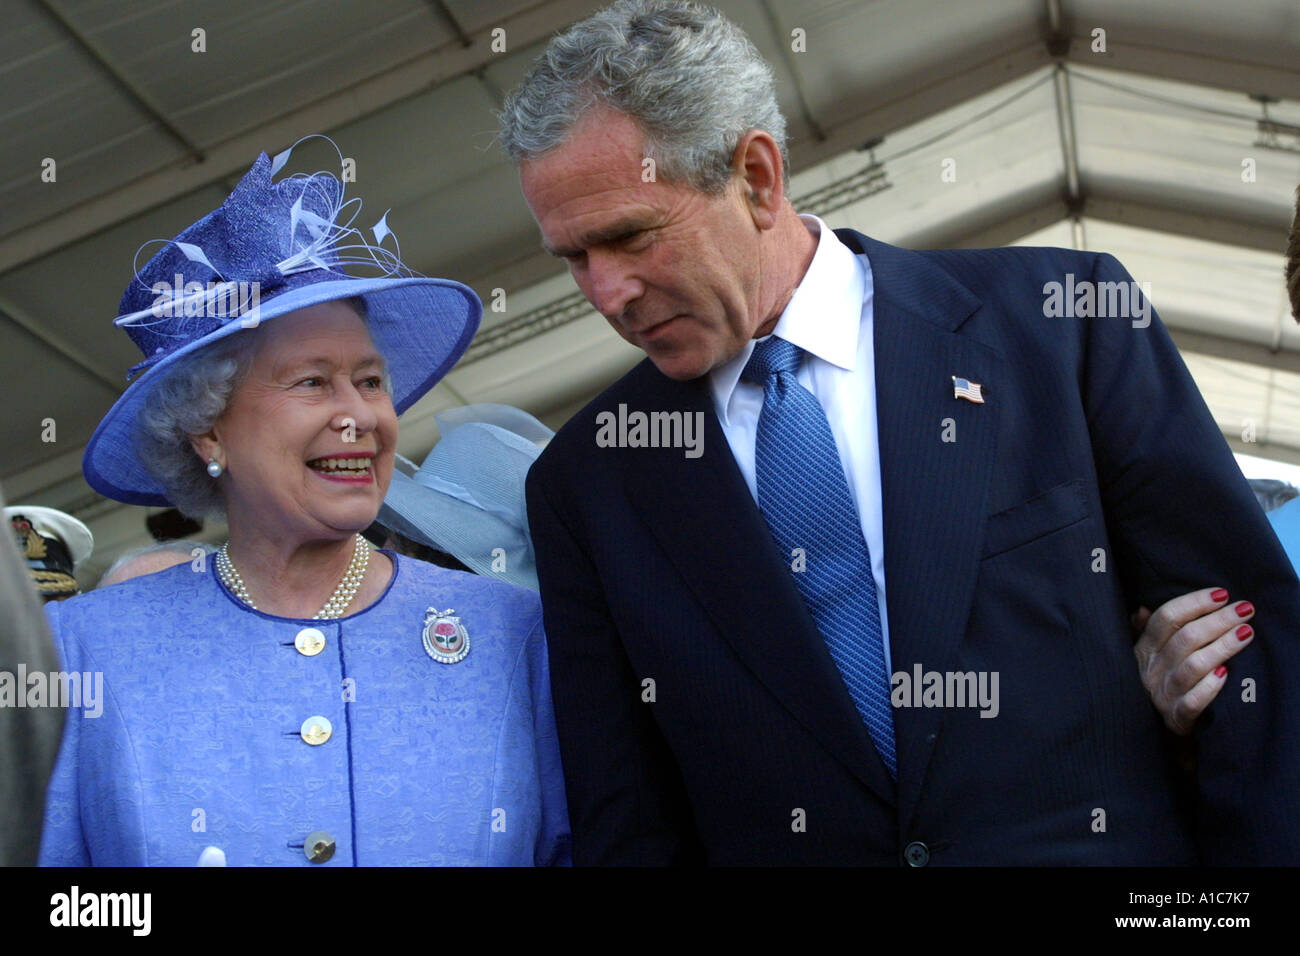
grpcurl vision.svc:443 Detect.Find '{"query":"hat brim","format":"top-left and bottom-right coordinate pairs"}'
top-left (4, 504), bottom-right (95, 565)
top-left (376, 421), bottom-right (543, 585)
top-left (378, 470), bottom-right (536, 589)
top-left (379, 469), bottom-right (514, 558)
top-left (83, 276), bottom-right (481, 507)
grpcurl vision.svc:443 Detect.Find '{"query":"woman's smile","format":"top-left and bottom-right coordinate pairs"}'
top-left (307, 452), bottom-right (375, 484)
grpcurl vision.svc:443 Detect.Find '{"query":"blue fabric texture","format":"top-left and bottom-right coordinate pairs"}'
top-left (1267, 496), bottom-right (1300, 576)
top-left (37, 553), bottom-right (570, 866)
top-left (742, 336), bottom-right (897, 778)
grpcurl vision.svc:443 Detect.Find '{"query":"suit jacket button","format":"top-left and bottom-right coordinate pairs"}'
top-left (304, 831), bottom-right (335, 863)
top-left (904, 841), bottom-right (930, 867)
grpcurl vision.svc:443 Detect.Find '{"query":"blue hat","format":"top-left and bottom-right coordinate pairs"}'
top-left (83, 137), bottom-right (482, 506)
top-left (379, 404), bottom-right (552, 591)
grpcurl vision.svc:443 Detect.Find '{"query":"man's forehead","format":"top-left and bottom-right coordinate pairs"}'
top-left (518, 109), bottom-right (713, 255)
top-left (519, 109), bottom-right (649, 196)
top-left (524, 156), bottom-right (666, 248)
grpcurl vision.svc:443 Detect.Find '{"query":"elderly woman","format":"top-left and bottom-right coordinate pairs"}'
top-left (38, 142), bottom-right (569, 866)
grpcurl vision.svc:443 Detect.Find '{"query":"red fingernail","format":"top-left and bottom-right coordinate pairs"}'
top-left (1215, 665), bottom-right (1228, 678)
top-left (1236, 625), bottom-right (1253, 641)
top-left (1210, 588), bottom-right (1229, 603)
top-left (1235, 601), bottom-right (1254, 617)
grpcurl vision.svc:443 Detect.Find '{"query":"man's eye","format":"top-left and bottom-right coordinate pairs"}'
top-left (619, 230), bottom-right (653, 251)
top-left (361, 376), bottom-right (384, 389)
top-left (298, 377), bottom-right (324, 387)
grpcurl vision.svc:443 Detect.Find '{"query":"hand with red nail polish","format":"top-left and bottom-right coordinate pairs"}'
top-left (1131, 587), bottom-right (1256, 735)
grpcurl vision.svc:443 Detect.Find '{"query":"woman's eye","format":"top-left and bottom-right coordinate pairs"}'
top-left (298, 377), bottom-right (324, 387)
top-left (362, 376), bottom-right (384, 389)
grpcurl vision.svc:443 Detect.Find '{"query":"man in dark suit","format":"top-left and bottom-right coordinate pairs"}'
top-left (501, 0), bottom-right (1300, 864)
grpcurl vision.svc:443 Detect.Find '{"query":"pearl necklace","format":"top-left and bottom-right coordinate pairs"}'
top-left (216, 534), bottom-right (371, 619)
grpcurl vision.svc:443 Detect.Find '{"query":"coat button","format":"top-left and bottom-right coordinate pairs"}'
top-left (904, 841), bottom-right (930, 867)
top-left (300, 716), bottom-right (332, 745)
top-left (304, 831), bottom-right (335, 863)
top-left (294, 627), bottom-right (326, 656)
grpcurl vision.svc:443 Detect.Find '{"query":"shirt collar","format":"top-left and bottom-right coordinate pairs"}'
top-left (709, 214), bottom-right (864, 426)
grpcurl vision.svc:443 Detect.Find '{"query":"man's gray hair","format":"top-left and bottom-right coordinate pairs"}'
top-left (499, 0), bottom-right (788, 194)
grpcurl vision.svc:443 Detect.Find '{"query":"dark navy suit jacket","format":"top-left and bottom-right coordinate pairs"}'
top-left (525, 230), bottom-right (1300, 865)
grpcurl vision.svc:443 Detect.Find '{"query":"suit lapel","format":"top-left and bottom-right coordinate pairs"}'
top-left (620, 231), bottom-right (1004, 825)
top-left (844, 232), bottom-right (1004, 834)
top-left (619, 365), bottom-right (897, 804)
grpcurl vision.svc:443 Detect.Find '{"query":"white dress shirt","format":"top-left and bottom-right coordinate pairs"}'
top-left (709, 214), bottom-right (891, 671)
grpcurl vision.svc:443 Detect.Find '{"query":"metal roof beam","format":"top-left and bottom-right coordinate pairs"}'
top-left (759, 0), bottom-right (827, 143)
top-left (1067, 38), bottom-right (1300, 103)
top-left (0, 293), bottom-right (123, 394)
top-left (34, 0), bottom-right (204, 164)
top-left (1086, 195), bottom-right (1289, 254)
top-left (786, 42), bottom-right (1053, 174)
top-left (0, 0), bottom-right (598, 277)
top-left (1167, 323), bottom-right (1300, 374)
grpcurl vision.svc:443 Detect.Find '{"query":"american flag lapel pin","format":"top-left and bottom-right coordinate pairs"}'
top-left (952, 376), bottom-right (985, 404)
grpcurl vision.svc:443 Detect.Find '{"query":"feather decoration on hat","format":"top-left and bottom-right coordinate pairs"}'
top-left (114, 135), bottom-right (408, 336)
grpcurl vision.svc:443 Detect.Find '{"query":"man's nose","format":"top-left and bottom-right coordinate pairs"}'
top-left (584, 251), bottom-right (641, 320)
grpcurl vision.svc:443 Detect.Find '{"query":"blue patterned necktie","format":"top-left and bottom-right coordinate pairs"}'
top-left (742, 336), bottom-right (897, 779)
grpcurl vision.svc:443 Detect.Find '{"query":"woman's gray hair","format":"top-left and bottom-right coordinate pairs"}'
top-left (499, 0), bottom-right (788, 194)
top-left (135, 333), bottom-right (259, 519)
top-left (135, 296), bottom-right (377, 519)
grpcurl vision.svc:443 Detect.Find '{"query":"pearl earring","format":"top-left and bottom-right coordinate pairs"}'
top-left (206, 459), bottom-right (223, 478)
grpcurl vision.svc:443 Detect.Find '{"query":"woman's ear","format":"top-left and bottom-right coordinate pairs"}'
top-left (189, 431), bottom-right (220, 470)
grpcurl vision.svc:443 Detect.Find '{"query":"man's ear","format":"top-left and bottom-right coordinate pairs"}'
top-left (732, 129), bottom-right (786, 230)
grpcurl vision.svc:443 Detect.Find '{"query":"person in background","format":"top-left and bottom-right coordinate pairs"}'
top-left (1261, 196), bottom-right (1300, 571)
top-left (97, 540), bottom-right (218, 589)
top-left (1134, 184), bottom-right (1300, 731)
top-left (377, 404), bottom-right (553, 591)
top-left (364, 520), bottom-right (473, 574)
top-left (1246, 478), bottom-right (1298, 514)
top-left (1265, 487), bottom-right (1300, 573)
top-left (5, 506), bottom-right (93, 602)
